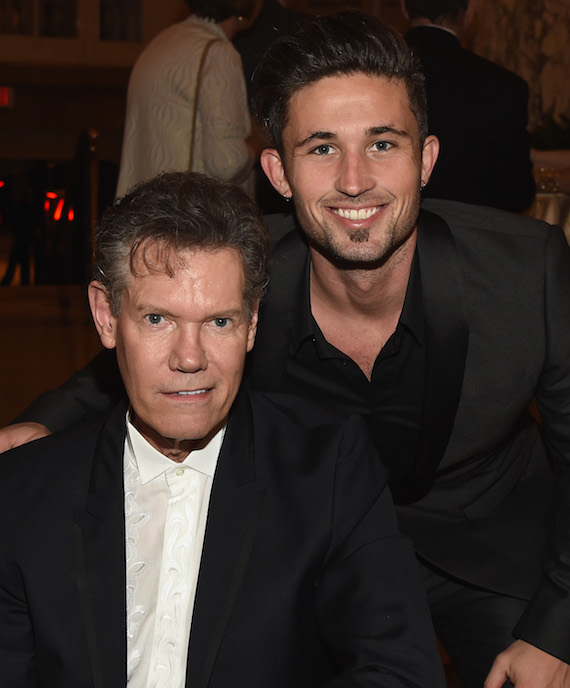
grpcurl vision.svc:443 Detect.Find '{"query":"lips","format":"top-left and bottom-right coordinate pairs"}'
top-left (330, 206), bottom-right (382, 220)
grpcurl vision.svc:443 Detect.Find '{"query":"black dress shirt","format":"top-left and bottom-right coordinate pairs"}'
top-left (282, 252), bottom-right (426, 502)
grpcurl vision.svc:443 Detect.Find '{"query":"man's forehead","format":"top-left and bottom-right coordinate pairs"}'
top-left (284, 73), bottom-right (417, 141)
top-left (291, 72), bottom-right (408, 103)
top-left (128, 243), bottom-right (242, 276)
top-left (119, 245), bottom-right (247, 312)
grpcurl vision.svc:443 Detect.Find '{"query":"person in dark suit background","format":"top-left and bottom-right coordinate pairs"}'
top-left (0, 172), bottom-right (444, 687)
top-left (234, 0), bottom-right (310, 215)
top-left (402, 0), bottom-right (536, 212)
top-left (234, 0), bottom-right (308, 97)
top-left (2, 12), bottom-right (570, 688)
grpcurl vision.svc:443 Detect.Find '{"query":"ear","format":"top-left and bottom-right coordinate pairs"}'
top-left (246, 302), bottom-right (259, 353)
top-left (88, 280), bottom-right (118, 350)
top-left (420, 135), bottom-right (440, 187)
top-left (260, 148), bottom-right (293, 199)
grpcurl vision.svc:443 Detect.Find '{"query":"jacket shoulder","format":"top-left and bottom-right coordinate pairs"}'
top-left (0, 404), bottom-right (125, 515)
top-left (421, 198), bottom-right (555, 240)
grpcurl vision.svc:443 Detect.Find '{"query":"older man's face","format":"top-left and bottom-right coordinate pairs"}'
top-left (89, 247), bottom-right (257, 460)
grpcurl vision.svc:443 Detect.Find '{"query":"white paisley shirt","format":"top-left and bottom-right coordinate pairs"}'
top-left (116, 15), bottom-right (254, 199)
top-left (124, 415), bottom-right (222, 687)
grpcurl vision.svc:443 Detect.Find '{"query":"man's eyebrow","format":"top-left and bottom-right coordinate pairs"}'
top-left (294, 131), bottom-right (336, 149)
top-left (134, 303), bottom-right (245, 320)
top-left (133, 302), bottom-right (170, 315)
top-left (367, 125), bottom-right (410, 138)
top-left (294, 126), bottom-right (411, 149)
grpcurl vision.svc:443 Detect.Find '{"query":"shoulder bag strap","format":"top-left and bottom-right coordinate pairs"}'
top-left (189, 37), bottom-right (220, 171)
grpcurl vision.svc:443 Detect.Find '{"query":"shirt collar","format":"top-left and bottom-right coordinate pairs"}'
top-left (291, 248), bottom-right (424, 353)
top-left (126, 412), bottom-right (223, 485)
top-left (414, 23), bottom-right (459, 39)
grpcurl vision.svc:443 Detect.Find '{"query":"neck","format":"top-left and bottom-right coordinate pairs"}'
top-left (309, 230), bottom-right (416, 320)
top-left (132, 412), bottom-right (222, 463)
top-left (308, 233), bottom-right (416, 380)
top-left (217, 17), bottom-right (237, 39)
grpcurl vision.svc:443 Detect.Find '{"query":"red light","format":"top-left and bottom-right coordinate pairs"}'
top-left (53, 198), bottom-right (64, 221)
top-left (67, 207), bottom-right (75, 221)
top-left (44, 200), bottom-right (50, 212)
top-left (0, 87), bottom-right (13, 107)
top-left (0, 181), bottom-right (4, 188)
top-left (46, 191), bottom-right (57, 199)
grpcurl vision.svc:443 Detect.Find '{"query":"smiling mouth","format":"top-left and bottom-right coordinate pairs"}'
top-left (330, 206), bottom-right (382, 220)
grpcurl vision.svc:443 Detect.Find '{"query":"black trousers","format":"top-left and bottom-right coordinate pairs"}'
top-left (419, 559), bottom-right (527, 688)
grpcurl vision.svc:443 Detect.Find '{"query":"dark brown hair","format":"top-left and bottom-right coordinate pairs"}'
top-left (252, 11), bottom-right (428, 155)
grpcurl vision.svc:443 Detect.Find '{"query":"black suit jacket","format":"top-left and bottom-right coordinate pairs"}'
top-left (406, 26), bottom-right (535, 212)
top-left (249, 202), bottom-right (570, 663)
top-left (0, 390), bottom-right (443, 687)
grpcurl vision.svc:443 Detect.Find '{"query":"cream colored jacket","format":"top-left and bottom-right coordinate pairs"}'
top-left (116, 16), bottom-right (254, 199)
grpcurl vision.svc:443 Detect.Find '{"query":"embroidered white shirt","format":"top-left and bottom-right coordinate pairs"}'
top-left (124, 416), bottom-right (222, 687)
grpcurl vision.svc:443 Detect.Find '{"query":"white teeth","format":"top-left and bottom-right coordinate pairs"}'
top-left (333, 206), bottom-right (380, 220)
top-left (176, 390), bottom-right (206, 396)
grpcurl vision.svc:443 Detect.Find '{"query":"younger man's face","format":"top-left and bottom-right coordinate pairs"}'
top-left (89, 247), bottom-right (258, 460)
top-left (261, 73), bottom-right (439, 267)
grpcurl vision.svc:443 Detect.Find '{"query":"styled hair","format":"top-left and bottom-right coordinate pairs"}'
top-left (185, 0), bottom-right (258, 23)
top-left (403, 0), bottom-right (469, 22)
top-left (252, 11), bottom-right (428, 154)
top-left (94, 172), bottom-right (268, 318)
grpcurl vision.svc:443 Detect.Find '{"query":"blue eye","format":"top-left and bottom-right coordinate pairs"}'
top-left (214, 318), bottom-right (229, 327)
top-left (372, 141), bottom-right (392, 151)
top-left (312, 144), bottom-right (333, 155)
top-left (146, 314), bottom-right (163, 325)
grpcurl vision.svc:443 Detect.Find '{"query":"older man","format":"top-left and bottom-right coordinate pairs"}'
top-left (0, 172), bottom-right (442, 687)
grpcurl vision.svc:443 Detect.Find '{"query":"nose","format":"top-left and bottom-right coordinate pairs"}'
top-left (336, 150), bottom-right (374, 197)
top-left (168, 326), bottom-right (207, 373)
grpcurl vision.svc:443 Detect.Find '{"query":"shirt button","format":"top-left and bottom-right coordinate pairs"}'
top-left (176, 468), bottom-right (185, 476)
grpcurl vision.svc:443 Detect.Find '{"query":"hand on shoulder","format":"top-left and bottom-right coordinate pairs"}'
top-left (0, 422), bottom-right (51, 453)
top-left (485, 639), bottom-right (570, 688)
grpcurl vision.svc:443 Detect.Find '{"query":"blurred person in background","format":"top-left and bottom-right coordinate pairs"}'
top-left (116, 0), bottom-right (262, 199)
top-left (403, 0), bottom-right (535, 212)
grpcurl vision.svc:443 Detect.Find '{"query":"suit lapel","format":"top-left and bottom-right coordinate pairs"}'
top-left (415, 208), bottom-right (469, 492)
top-left (73, 403), bottom-right (128, 688)
top-left (186, 391), bottom-right (264, 688)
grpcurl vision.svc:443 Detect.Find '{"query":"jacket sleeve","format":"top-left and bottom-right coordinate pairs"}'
top-left (514, 227), bottom-right (570, 662)
top-left (316, 415), bottom-right (445, 688)
top-left (13, 348), bottom-right (124, 433)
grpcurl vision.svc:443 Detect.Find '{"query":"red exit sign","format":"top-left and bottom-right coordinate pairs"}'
top-left (0, 87), bottom-right (14, 107)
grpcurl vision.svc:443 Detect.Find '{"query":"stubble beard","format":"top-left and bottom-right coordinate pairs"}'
top-left (296, 195), bottom-right (420, 270)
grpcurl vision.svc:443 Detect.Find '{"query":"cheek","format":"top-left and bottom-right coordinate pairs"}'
top-left (117, 338), bottom-right (162, 391)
